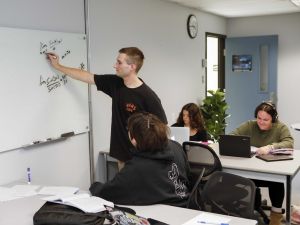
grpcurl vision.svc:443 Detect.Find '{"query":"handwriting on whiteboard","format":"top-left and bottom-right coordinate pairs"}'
top-left (40, 74), bottom-right (67, 92)
top-left (39, 37), bottom-right (86, 93)
top-left (40, 38), bottom-right (62, 55)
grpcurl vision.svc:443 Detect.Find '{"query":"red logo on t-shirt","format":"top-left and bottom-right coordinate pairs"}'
top-left (126, 103), bottom-right (137, 112)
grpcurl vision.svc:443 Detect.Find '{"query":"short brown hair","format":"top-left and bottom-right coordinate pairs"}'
top-left (128, 112), bottom-right (168, 152)
top-left (119, 47), bottom-right (144, 73)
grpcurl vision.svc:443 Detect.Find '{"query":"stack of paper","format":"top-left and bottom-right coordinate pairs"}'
top-left (270, 148), bottom-right (294, 155)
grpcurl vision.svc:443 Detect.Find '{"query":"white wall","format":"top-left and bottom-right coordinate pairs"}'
top-left (0, 0), bottom-right (227, 187)
top-left (227, 12), bottom-right (300, 204)
top-left (0, 0), bottom-right (91, 190)
top-left (87, 0), bottom-right (226, 181)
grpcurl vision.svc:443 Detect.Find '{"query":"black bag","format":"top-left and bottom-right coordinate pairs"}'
top-left (33, 202), bottom-right (109, 225)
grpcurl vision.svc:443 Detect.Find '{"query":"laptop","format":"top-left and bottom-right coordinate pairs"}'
top-left (219, 134), bottom-right (255, 158)
top-left (169, 127), bottom-right (190, 145)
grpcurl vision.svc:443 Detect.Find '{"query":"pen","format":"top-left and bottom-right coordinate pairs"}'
top-left (197, 221), bottom-right (229, 225)
top-left (27, 167), bottom-right (31, 184)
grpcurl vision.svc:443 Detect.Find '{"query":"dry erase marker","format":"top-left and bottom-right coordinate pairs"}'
top-left (46, 53), bottom-right (57, 59)
top-left (27, 167), bottom-right (31, 184)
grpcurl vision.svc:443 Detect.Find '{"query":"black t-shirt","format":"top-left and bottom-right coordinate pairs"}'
top-left (94, 74), bottom-right (167, 161)
top-left (189, 130), bottom-right (208, 142)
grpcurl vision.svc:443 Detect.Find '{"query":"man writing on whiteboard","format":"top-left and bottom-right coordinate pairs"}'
top-left (46, 47), bottom-right (167, 170)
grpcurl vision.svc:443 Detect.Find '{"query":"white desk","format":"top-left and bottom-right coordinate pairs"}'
top-left (210, 143), bottom-right (300, 225)
top-left (129, 204), bottom-right (257, 225)
top-left (0, 195), bottom-right (257, 225)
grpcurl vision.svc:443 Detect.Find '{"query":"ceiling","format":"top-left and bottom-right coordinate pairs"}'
top-left (163, 0), bottom-right (300, 18)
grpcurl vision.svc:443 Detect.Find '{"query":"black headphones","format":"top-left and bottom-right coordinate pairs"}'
top-left (254, 102), bottom-right (278, 123)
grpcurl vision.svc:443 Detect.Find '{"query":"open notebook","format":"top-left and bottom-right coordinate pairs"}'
top-left (43, 193), bottom-right (114, 213)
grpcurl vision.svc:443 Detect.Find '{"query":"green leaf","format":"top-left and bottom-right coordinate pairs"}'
top-left (200, 89), bottom-right (230, 141)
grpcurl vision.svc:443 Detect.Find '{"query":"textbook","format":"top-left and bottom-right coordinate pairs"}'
top-left (43, 193), bottom-right (114, 213)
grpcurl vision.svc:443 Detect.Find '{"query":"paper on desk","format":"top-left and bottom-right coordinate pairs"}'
top-left (182, 212), bottom-right (231, 225)
top-left (38, 186), bottom-right (79, 196)
top-left (43, 193), bottom-right (91, 202)
top-left (42, 193), bottom-right (114, 213)
top-left (0, 187), bottom-right (22, 202)
top-left (11, 184), bottom-right (40, 197)
top-left (0, 185), bottom-right (40, 201)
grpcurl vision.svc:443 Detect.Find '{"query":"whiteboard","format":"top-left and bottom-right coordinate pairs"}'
top-left (0, 27), bottom-right (89, 152)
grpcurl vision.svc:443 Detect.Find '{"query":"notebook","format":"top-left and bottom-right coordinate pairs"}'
top-left (169, 127), bottom-right (190, 145)
top-left (256, 154), bottom-right (294, 162)
top-left (219, 134), bottom-right (255, 158)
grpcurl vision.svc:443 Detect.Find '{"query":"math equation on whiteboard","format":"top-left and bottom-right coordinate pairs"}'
top-left (39, 36), bottom-right (86, 93)
top-left (39, 74), bottom-right (68, 93)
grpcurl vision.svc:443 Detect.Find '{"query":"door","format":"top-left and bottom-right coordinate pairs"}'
top-left (225, 35), bottom-right (278, 132)
top-left (206, 32), bottom-right (226, 94)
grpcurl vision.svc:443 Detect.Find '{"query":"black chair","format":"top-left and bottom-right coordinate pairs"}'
top-left (182, 141), bottom-right (222, 209)
top-left (202, 171), bottom-right (257, 219)
top-left (182, 141), bottom-right (222, 186)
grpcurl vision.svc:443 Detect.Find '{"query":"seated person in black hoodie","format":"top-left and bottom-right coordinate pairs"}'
top-left (90, 112), bottom-right (191, 207)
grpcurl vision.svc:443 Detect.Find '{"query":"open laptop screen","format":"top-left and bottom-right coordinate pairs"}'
top-left (219, 134), bottom-right (254, 158)
top-left (169, 127), bottom-right (190, 145)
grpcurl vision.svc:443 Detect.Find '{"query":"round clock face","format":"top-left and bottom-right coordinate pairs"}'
top-left (187, 14), bottom-right (198, 39)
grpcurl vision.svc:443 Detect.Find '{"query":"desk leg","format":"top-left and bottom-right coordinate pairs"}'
top-left (286, 175), bottom-right (291, 224)
top-left (103, 153), bottom-right (108, 182)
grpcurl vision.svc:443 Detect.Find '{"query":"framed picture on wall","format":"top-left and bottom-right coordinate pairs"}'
top-left (232, 55), bottom-right (252, 72)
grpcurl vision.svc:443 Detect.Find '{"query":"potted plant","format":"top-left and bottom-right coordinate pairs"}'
top-left (200, 89), bottom-right (230, 142)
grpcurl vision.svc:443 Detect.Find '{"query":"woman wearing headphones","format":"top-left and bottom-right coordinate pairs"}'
top-left (230, 101), bottom-right (294, 225)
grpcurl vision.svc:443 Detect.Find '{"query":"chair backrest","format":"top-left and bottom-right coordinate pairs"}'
top-left (182, 141), bottom-right (222, 181)
top-left (183, 141), bottom-right (222, 210)
top-left (202, 171), bottom-right (256, 219)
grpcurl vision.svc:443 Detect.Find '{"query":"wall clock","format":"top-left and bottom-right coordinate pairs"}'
top-left (187, 14), bottom-right (198, 39)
